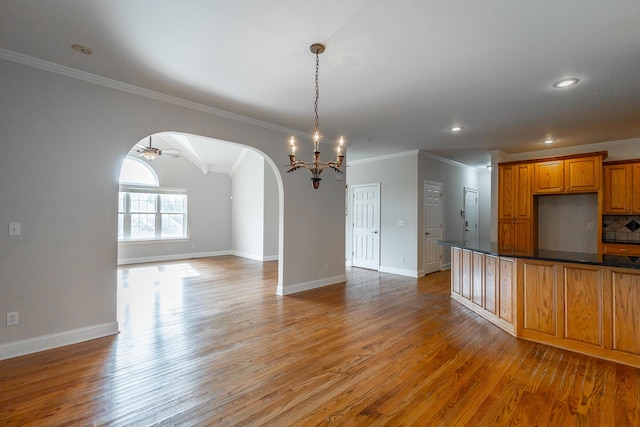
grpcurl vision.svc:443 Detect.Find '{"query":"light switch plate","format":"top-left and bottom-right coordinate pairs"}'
top-left (8, 222), bottom-right (20, 236)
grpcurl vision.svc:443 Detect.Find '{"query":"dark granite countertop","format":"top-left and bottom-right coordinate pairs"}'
top-left (602, 240), bottom-right (640, 245)
top-left (437, 240), bottom-right (640, 270)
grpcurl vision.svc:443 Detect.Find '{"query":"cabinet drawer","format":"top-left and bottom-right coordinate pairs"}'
top-left (603, 243), bottom-right (640, 256)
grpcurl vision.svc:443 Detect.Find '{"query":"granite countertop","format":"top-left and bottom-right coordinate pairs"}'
top-left (437, 240), bottom-right (640, 270)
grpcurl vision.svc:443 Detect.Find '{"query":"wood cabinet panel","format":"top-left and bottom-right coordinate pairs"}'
top-left (611, 271), bottom-right (640, 356)
top-left (461, 249), bottom-right (472, 299)
top-left (522, 262), bottom-right (557, 336)
top-left (485, 255), bottom-right (498, 314)
top-left (451, 247), bottom-right (461, 295)
top-left (499, 257), bottom-right (516, 323)
top-left (534, 160), bottom-right (564, 193)
top-left (634, 164), bottom-right (640, 213)
top-left (565, 156), bottom-right (601, 192)
top-left (604, 163), bottom-right (633, 213)
top-left (563, 266), bottom-right (604, 346)
top-left (472, 252), bottom-right (484, 306)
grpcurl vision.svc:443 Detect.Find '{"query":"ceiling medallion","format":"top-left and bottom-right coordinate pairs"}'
top-left (287, 43), bottom-right (345, 189)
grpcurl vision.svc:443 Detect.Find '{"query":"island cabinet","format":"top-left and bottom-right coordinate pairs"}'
top-left (603, 160), bottom-right (640, 214)
top-left (533, 154), bottom-right (603, 194)
top-left (517, 258), bottom-right (640, 367)
top-left (450, 247), bottom-right (517, 335)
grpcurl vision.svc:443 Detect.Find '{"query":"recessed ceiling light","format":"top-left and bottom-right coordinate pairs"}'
top-left (552, 78), bottom-right (579, 88)
top-left (450, 126), bottom-right (463, 132)
top-left (544, 138), bottom-right (555, 144)
top-left (71, 44), bottom-right (93, 55)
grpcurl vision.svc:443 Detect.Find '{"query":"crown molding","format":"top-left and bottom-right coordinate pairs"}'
top-left (418, 150), bottom-right (479, 171)
top-left (347, 150), bottom-right (420, 166)
top-left (0, 48), bottom-right (304, 138)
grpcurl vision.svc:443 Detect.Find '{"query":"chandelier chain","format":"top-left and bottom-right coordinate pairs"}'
top-left (314, 52), bottom-right (320, 136)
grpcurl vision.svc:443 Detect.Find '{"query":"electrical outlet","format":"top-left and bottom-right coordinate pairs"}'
top-left (400, 256), bottom-right (406, 263)
top-left (7, 311), bottom-right (18, 326)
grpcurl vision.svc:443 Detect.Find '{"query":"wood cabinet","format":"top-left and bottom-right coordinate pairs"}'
top-left (498, 163), bottom-right (534, 252)
top-left (603, 161), bottom-right (640, 214)
top-left (534, 155), bottom-right (602, 194)
top-left (603, 243), bottom-right (640, 256)
top-left (499, 163), bottom-right (533, 220)
top-left (498, 219), bottom-right (533, 253)
top-left (450, 247), bottom-right (517, 335)
top-left (604, 163), bottom-right (633, 213)
top-left (515, 258), bottom-right (640, 367)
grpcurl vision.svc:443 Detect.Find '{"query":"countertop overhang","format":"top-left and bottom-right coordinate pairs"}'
top-left (438, 240), bottom-right (640, 270)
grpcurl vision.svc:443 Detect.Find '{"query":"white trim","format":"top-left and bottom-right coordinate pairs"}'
top-left (441, 262), bottom-right (451, 270)
top-left (230, 250), bottom-right (278, 262)
top-left (277, 275), bottom-right (347, 296)
top-left (230, 148), bottom-right (249, 177)
top-left (379, 265), bottom-right (420, 278)
top-left (117, 250), bottom-right (231, 265)
top-left (347, 150), bottom-right (419, 166)
top-left (0, 322), bottom-right (119, 361)
top-left (419, 150), bottom-right (479, 171)
top-left (0, 48), bottom-right (309, 139)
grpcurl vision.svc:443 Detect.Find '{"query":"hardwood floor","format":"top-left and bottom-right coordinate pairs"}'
top-left (1, 256), bottom-right (639, 426)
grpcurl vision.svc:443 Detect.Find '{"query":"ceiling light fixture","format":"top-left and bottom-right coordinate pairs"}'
top-left (552, 78), bottom-right (579, 88)
top-left (450, 126), bottom-right (463, 132)
top-left (544, 138), bottom-right (555, 144)
top-left (71, 44), bottom-right (93, 55)
top-left (287, 43), bottom-right (344, 189)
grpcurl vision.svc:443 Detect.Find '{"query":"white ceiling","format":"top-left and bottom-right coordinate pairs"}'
top-left (2, 0), bottom-right (640, 168)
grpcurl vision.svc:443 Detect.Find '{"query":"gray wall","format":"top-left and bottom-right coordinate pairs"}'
top-left (0, 55), bottom-right (344, 359)
top-left (347, 150), bottom-right (487, 276)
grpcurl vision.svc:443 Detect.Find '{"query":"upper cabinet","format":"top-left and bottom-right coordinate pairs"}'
top-left (533, 154), bottom-right (603, 194)
top-left (499, 163), bottom-right (533, 220)
top-left (603, 160), bottom-right (640, 214)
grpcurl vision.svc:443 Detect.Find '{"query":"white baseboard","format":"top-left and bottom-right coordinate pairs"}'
top-left (231, 251), bottom-right (279, 262)
top-left (0, 322), bottom-right (119, 361)
top-left (378, 265), bottom-right (420, 278)
top-left (441, 262), bottom-right (451, 270)
top-left (277, 274), bottom-right (347, 296)
top-left (117, 250), bottom-right (231, 265)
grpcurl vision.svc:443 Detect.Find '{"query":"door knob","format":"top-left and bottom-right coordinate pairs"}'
top-left (425, 232), bottom-right (431, 235)
top-left (372, 231), bottom-right (378, 234)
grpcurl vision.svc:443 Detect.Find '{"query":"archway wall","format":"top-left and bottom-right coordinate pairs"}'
top-left (0, 57), bottom-right (346, 358)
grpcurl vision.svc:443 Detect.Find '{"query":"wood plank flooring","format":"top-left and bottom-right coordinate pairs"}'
top-left (0, 256), bottom-right (639, 426)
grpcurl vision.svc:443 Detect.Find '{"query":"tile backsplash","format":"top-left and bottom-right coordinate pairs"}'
top-left (603, 215), bottom-right (640, 242)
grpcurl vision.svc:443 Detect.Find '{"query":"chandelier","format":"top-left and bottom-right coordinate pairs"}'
top-left (287, 43), bottom-right (345, 189)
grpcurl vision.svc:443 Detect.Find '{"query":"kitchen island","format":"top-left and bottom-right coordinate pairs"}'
top-left (439, 240), bottom-right (640, 368)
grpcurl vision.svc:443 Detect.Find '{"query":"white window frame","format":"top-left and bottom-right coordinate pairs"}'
top-left (118, 185), bottom-right (188, 242)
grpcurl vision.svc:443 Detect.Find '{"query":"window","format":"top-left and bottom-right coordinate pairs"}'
top-left (118, 157), bottom-right (187, 242)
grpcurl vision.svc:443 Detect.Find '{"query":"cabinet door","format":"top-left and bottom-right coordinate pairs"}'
top-left (534, 160), bottom-right (564, 193)
top-left (514, 220), bottom-right (532, 251)
top-left (514, 163), bottom-right (533, 219)
top-left (565, 156), bottom-right (601, 192)
top-left (633, 164), bottom-right (640, 213)
top-left (611, 271), bottom-right (640, 356)
top-left (498, 220), bottom-right (515, 250)
top-left (604, 164), bottom-right (632, 213)
top-left (520, 261), bottom-right (559, 338)
top-left (499, 165), bottom-right (515, 219)
top-left (451, 247), bottom-right (462, 295)
top-left (562, 265), bottom-right (605, 347)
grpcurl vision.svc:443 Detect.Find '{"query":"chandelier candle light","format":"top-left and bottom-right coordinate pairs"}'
top-left (287, 43), bottom-right (345, 189)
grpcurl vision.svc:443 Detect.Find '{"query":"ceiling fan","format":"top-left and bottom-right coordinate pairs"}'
top-left (134, 136), bottom-right (180, 160)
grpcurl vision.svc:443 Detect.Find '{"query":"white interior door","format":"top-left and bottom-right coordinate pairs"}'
top-left (464, 187), bottom-right (478, 243)
top-left (423, 181), bottom-right (443, 275)
top-left (352, 184), bottom-right (380, 270)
